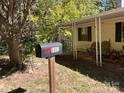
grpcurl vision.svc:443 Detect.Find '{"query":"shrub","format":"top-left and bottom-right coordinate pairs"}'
top-left (89, 42), bottom-right (99, 55)
top-left (109, 49), bottom-right (119, 60)
top-left (101, 41), bottom-right (111, 57)
top-left (89, 41), bottom-right (111, 57)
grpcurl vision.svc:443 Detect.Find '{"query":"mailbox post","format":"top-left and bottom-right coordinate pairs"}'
top-left (48, 57), bottom-right (55, 93)
top-left (35, 42), bottom-right (62, 93)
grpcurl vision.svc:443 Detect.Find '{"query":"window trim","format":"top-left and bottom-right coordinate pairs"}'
top-left (121, 22), bottom-right (124, 42)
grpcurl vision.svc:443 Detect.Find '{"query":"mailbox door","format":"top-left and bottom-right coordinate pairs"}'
top-left (36, 44), bottom-right (41, 58)
top-left (41, 47), bottom-right (51, 57)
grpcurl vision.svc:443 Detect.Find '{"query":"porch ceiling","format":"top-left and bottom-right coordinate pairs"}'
top-left (62, 7), bottom-right (124, 26)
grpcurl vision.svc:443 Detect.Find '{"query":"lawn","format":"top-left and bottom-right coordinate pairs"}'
top-left (0, 56), bottom-right (123, 93)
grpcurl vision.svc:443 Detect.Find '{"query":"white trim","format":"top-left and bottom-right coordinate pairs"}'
top-left (95, 17), bottom-right (98, 66)
top-left (102, 16), bottom-right (124, 23)
top-left (74, 22), bottom-right (78, 60)
top-left (72, 22), bottom-right (77, 60)
top-left (121, 22), bottom-right (124, 42)
top-left (77, 22), bottom-right (95, 27)
top-left (72, 23), bottom-right (75, 59)
top-left (74, 16), bottom-right (124, 27)
top-left (99, 17), bottom-right (102, 67)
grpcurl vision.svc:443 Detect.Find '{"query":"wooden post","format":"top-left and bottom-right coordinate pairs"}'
top-left (48, 57), bottom-right (55, 93)
top-left (95, 17), bottom-right (99, 66)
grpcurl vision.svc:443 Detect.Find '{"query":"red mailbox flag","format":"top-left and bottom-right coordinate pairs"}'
top-left (42, 47), bottom-right (51, 52)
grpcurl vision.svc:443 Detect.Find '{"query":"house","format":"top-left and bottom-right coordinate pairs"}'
top-left (61, 7), bottom-right (124, 66)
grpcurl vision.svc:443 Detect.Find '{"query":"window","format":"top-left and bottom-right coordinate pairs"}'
top-left (115, 22), bottom-right (124, 42)
top-left (78, 26), bottom-right (92, 41)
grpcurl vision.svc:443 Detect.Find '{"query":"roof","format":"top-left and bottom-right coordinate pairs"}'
top-left (62, 7), bottom-right (124, 27)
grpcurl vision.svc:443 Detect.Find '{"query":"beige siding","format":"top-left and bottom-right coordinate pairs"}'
top-left (76, 23), bottom-right (95, 51)
top-left (76, 17), bottom-right (124, 51)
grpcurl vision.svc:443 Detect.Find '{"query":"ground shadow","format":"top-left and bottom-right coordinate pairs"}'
top-left (7, 87), bottom-right (26, 93)
top-left (0, 59), bottom-right (27, 79)
top-left (56, 55), bottom-right (124, 92)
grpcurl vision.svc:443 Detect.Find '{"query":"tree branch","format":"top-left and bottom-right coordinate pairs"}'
top-left (0, 13), bottom-right (12, 27)
top-left (0, 0), bottom-right (8, 8)
top-left (8, 0), bottom-right (14, 23)
top-left (0, 28), bottom-right (7, 40)
top-left (20, 0), bottom-right (33, 30)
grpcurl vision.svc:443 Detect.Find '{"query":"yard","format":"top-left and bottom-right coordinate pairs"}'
top-left (0, 55), bottom-right (124, 93)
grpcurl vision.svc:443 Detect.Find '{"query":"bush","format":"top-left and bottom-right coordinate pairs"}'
top-left (101, 41), bottom-right (111, 56)
top-left (109, 49), bottom-right (119, 60)
top-left (89, 41), bottom-right (111, 57)
top-left (21, 35), bottom-right (37, 61)
top-left (89, 42), bottom-right (99, 55)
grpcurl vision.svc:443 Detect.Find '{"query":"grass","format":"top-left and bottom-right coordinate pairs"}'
top-left (0, 56), bottom-right (123, 93)
top-left (76, 84), bottom-right (90, 93)
top-left (56, 56), bottom-right (124, 92)
top-left (24, 77), bottom-right (48, 89)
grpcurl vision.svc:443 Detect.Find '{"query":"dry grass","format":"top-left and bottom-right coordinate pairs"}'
top-left (0, 56), bottom-right (123, 93)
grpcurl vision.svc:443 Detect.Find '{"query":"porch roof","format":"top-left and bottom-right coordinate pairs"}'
top-left (62, 7), bottom-right (124, 27)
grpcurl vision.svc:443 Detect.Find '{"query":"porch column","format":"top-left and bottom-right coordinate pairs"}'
top-left (98, 17), bottom-right (102, 67)
top-left (72, 22), bottom-right (77, 60)
top-left (74, 22), bottom-right (77, 60)
top-left (95, 17), bottom-right (98, 66)
top-left (72, 23), bottom-right (75, 59)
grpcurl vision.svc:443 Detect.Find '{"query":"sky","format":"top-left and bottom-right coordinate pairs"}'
top-left (102, 0), bottom-right (107, 3)
top-left (102, 0), bottom-right (124, 7)
top-left (122, 0), bottom-right (124, 7)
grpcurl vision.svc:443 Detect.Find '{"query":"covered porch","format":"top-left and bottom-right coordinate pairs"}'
top-left (59, 7), bottom-right (124, 67)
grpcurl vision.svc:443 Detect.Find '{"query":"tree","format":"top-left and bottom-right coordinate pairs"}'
top-left (104, 0), bottom-right (118, 10)
top-left (0, 0), bottom-right (35, 65)
top-left (32, 0), bottom-right (102, 42)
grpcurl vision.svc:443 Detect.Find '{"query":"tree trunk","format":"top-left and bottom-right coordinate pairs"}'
top-left (7, 39), bottom-right (21, 64)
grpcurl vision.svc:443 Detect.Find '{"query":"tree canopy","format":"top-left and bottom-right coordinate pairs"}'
top-left (103, 0), bottom-right (119, 10)
top-left (0, 0), bottom-right (35, 64)
top-left (31, 0), bottom-right (102, 42)
top-left (0, 0), bottom-right (102, 64)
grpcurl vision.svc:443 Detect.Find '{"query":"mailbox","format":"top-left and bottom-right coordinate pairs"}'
top-left (35, 42), bottom-right (62, 58)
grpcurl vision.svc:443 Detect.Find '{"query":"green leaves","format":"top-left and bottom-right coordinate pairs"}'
top-left (103, 0), bottom-right (118, 10)
top-left (31, 0), bottom-right (102, 42)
